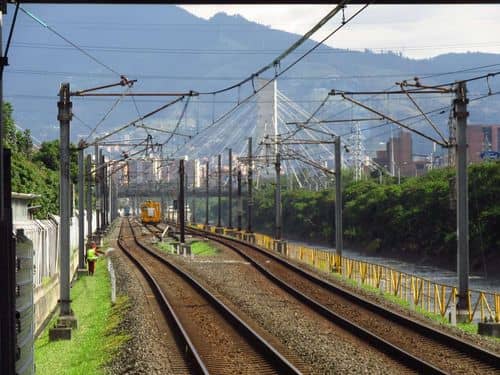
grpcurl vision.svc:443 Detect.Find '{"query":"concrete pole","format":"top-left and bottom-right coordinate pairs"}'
top-left (58, 83), bottom-right (72, 316)
top-left (205, 161), bottom-right (209, 226)
top-left (179, 159), bottom-right (185, 243)
top-left (228, 148), bottom-right (233, 228)
top-left (185, 171), bottom-right (188, 222)
top-left (100, 152), bottom-right (105, 232)
top-left (94, 144), bottom-right (100, 234)
top-left (455, 81), bottom-right (470, 318)
top-left (335, 136), bottom-right (343, 259)
top-left (247, 137), bottom-right (253, 233)
top-left (192, 165), bottom-right (196, 223)
top-left (275, 153), bottom-right (282, 240)
top-left (85, 154), bottom-right (92, 243)
top-left (237, 168), bottom-right (242, 231)
top-left (217, 154), bottom-right (222, 227)
top-left (77, 145), bottom-right (85, 270)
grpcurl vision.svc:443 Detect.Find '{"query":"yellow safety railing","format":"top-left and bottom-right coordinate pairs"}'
top-left (189, 224), bottom-right (499, 323)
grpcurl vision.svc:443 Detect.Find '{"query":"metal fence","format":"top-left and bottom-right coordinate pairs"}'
top-left (195, 226), bottom-right (499, 324)
top-left (13, 211), bottom-right (97, 287)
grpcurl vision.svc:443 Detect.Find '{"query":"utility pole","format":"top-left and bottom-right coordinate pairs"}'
top-left (455, 81), bottom-right (470, 321)
top-left (275, 152), bottom-right (282, 240)
top-left (228, 148), bottom-right (233, 229)
top-left (77, 143), bottom-right (85, 270)
top-left (179, 159), bottom-right (185, 244)
top-left (100, 152), bottom-right (105, 233)
top-left (335, 136), bottom-right (343, 260)
top-left (192, 163), bottom-right (196, 223)
top-left (237, 168), bottom-right (242, 231)
top-left (49, 82), bottom-right (77, 340)
top-left (94, 144), bottom-right (100, 237)
top-left (205, 161), bottom-right (209, 227)
top-left (86, 154), bottom-right (92, 244)
top-left (185, 171), bottom-right (188, 222)
top-left (217, 154), bottom-right (222, 228)
top-left (247, 137), bottom-right (253, 233)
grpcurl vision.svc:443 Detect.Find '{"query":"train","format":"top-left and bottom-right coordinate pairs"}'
top-left (140, 200), bottom-right (162, 224)
top-left (123, 206), bottom-right (131, 216)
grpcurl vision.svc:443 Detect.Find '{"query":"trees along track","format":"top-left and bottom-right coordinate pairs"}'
top-left (180, 225), bottom-right (500, 375)
top-left (117, 218), bottom-right (302, 375)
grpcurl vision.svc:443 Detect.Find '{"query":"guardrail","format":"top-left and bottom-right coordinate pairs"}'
top-left (194, 225), bottom-right (499, 324)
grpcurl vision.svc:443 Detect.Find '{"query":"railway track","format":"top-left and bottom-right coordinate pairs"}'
top-left (118, 218), bottom-right (303, 375)
top-left (181, 225), bottom-right (500, 375)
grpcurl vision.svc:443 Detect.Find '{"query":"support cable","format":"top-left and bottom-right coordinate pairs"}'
top-left (19, 6), bottom-right (122, 77)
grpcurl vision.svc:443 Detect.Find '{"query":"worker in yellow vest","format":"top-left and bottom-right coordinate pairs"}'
top-left (86, 241), bottom-right (102, 276)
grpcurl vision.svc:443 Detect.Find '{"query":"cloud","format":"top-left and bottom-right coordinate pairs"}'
top-left (179, 4), bottom-right (500, 59)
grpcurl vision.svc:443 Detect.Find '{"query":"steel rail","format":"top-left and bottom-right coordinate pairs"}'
top-left (117, 219), bottom-right (209, 374)
top-left (129, 220), bottom-right (303, 375)
top-left (185, 225), bottom-right (500, 374)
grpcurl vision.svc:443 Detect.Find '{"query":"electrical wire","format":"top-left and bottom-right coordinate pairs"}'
top-left (19, 6), bottom-right (122, 77)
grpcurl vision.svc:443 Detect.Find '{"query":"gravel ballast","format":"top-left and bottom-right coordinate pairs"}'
top-left (158, 237), bottom-right (414, 375)
top-left (105, 221), bottom-right (190, 375)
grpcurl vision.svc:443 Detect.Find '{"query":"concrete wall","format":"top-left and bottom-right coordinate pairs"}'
top-left (14, 211), bottom-right (97, 335)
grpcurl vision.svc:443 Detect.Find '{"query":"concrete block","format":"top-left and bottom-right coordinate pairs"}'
top-left (48, 315), bottom-right (77, 341)
top-left (49, 326), bottom-right (72, 341)
top-left (171, 241), bottom-right (180, 254)
top-left (243, 233), bottom-right (256, 244)
top-left (180, 243), bottom-right (192, 256)
top-left (224, 228), bottom-right (237, 237)
top-left (478, 322), bottom-right (500, 338)
top-left (273, 240), bottom-right (287, 254)
top-left (456, 309), bottom-right (469, 324)
top-left (58, 315), bottom-right (78, 329)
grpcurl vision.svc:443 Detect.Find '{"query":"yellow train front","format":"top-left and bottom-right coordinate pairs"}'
top-left (140, 200), bottom-right (162, 224)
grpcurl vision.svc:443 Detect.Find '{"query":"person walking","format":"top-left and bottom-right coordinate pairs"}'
top-left (86, 241), bottom-right (101, 276)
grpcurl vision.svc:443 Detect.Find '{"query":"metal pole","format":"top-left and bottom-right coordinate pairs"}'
top-left (0, 10), bottom-right (5, 220)
top-left (237, 168), bottom-right (242, 231)
top-left (179, 159), bottom-right (185, 243)
top-left (275, 152), bottom-right (282, 240)
top-left (0, 148), bottom-right (15, 374)
top-left (86, 154), bottom-right (92, 243)
top-left (78, 145), bottom-right (85, 270)
top-left (217, 154), bottom-right (221, 227)
top-left (192, 164), bottom-right (196, 223)
top-left (455, 81), bottom-right (470, 316)
top-left (58, 82), bottom-right (72, 316)
top-left (205, 161), bottom-right (209, 226)
top-left (100, 152), bottom-right (105, 232)
top-left (228, 148), bottom-right (233, 228)
top-left (247, 137), bottom-right (253, 233)
top-left (335, 136), bottom-right (343, 259)
top-left (94, 144), bottom-right (100, 234)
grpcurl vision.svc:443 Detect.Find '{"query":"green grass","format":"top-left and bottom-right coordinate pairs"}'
top-left (35, 257), bottom-right (130, 375)
top-left (156, 239), bottom-right (219, 256)
top-left (190, 240), bottom-right (219, 256)
top-left (157, 241), bottom-right (174, 254)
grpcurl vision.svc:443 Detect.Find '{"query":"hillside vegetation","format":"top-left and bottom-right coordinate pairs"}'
top-left (4, 102), bottom-right (79, 218)
top-left (253, 163), bottom-right (500, 272)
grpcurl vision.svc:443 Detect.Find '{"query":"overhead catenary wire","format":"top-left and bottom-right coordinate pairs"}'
top-left (197, 1), bottom-right (349, 97)
top-left (19, 6), bottom-right (122, 77)
top-left (184, 4), bottom-right (370, 148)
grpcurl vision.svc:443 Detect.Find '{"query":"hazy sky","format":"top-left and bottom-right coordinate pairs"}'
top-left (180, 4), bottom-right (500, 59)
